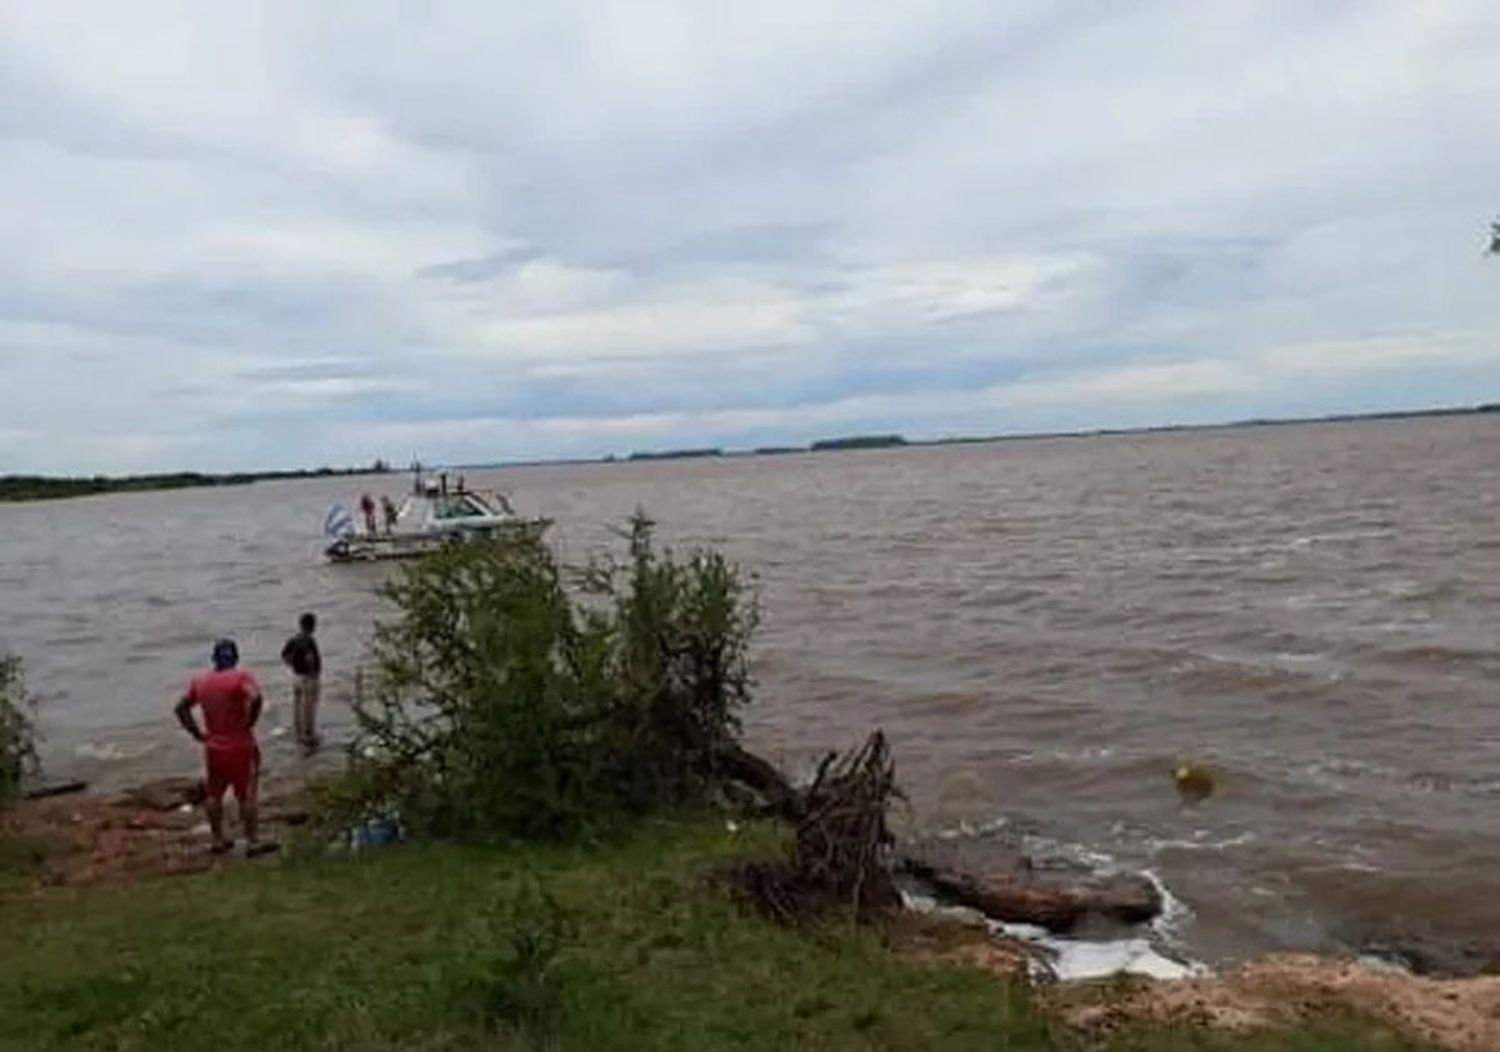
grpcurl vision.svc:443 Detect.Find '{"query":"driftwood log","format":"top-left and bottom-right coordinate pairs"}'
top-left (111, 776), bottom-right (205, 812)
top-left (713, 741), bottom-right (805, 820)
top-left (22, 779), bottom-right (89, 801)
top-left (713, 735), bottom-right (1163, 933)
top-left (902, 858), bottom-right (1162, 934)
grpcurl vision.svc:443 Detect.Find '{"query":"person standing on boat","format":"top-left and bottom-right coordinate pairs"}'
top-left (281, 612), bottom-right (322, 753)
top-left (359, 492), bottom-right (378, 535)
top-left (380, 494), bottom-right (399, 534)
top-left (174, 639), bottom-right (275, 857)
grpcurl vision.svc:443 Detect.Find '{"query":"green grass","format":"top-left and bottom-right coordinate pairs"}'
top-left (0, 819), bottom-right (1429, 1051)
top-left (0, 830), bottom-right (46, 896)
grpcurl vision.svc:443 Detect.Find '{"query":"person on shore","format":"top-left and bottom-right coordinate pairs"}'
top-left (281, 612), bottom-right (322, 753)
top-left (359, 492), bottom-right (377, 535)
top-left (174, 639), bottom-right (275, 857)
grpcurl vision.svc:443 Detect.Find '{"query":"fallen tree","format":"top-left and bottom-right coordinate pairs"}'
top-left (724, 731), bottom-right (903, 923)
top-left (717, 731), bottom-right (1164, 933)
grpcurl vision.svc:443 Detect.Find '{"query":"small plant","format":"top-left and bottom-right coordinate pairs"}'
top-left (458, 879), bottom-right (577, 1048)
top-left (0, 654), bottom-right (38, 805)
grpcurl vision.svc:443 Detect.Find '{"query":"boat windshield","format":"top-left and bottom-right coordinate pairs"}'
top-left (433, 494), bottom-right (495, 519)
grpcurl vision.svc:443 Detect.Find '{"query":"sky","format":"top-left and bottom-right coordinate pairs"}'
top-left (3, 1), bottom-right (1499, 474)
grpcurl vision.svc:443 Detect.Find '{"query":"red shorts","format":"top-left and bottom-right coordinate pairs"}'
top-left (204, 741), bottom-right (260, 801)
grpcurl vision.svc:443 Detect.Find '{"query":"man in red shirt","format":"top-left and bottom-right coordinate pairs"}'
top-left (174, 639), bottom-right (274, 856)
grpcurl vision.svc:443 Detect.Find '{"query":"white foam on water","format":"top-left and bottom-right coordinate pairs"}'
top-left (1023, 932), bottom-right (1202, 981)
top-left (73, 740), bottom-right (157, 763)
top-left (1019, 832), bottom-right (1117, 871)
top-left (1147, 829), bottom-right (1257, 855)
top-left (1010, 745), bottom-right (1117, 766)
top-left (918, 822), bottom-right (1212, 983)
top-left (902, 880), bottom-right (1207, 984)
top-left (1148, 870), bottom-right (1194, 937)
top-left (934, 815), bottom-right (1012, 841)
top-left (995, 872), bottom-right (1206, 983)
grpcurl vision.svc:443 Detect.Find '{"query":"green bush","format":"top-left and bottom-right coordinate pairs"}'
top-left (0, 654), bottom-right (38, 805)
top-left (600, 512), bottom-right (758, 811)
top-left (328, 513), bottom-right (757, 841)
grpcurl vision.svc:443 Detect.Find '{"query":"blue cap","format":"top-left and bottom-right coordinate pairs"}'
top-left (212, 639), bottom-right (239, 671)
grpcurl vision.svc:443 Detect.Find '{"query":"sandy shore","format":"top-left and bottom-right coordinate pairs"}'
top-left (1050, 954), bottom-right (1500, 1052)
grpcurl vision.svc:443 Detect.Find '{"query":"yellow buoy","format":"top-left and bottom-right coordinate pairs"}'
top-left (1173, 761), bottom-right (1216, 803)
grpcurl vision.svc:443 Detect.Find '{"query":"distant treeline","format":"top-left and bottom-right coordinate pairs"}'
top-left (1, 461), bottom-right (392, 504)
top-left (627, 447), bottom-right (725, 461)
top-left (603, 405), bottom-right (1500, 466)
top-left (22, 403), bottom-right (1495, 502)
top-left (620, 434), bottom-right (911, 462)
top-left (809, 434), bottom-right (908, 451)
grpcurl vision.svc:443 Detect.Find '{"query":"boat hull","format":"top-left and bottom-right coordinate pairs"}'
top-left (325, 519), bottom-right (550, 563)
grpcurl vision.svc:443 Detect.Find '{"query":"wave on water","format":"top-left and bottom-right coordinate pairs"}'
top-left (1008, 745), bottom-right (1118, 766)
top-left (1287, 530), bottom-right (1394, 550)
top-left (1012, 871), bottom-right (1203, 981)
top-left (74, 740), bottom-right (160, 763)
top-left (1018, 831), bottom-right (1119, 872)
top-left (1147, 830), bottom-right (1258, 855)
top-left (902, 881), bottom-right (1204, 982)
top-left (1297, 757), bottom-right (1500, 801)
top-left (1387, 579), bottom-right (1463, 604)
top-left (932, 816), bottom-right (1013, 841)
top-left (1381, 643), bottom-right (1495, 667)
top-left (922, 819), bottom-right (1206, 981)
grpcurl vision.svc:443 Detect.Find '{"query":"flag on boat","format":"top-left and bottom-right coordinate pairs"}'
top-left (324, 503), bottom-right (356, 539)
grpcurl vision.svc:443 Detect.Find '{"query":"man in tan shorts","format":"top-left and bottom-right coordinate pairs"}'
top-left (280, 612), bottom-right (322, 753)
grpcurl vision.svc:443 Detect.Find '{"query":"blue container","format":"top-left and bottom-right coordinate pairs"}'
top-left (351, 817), bottom-right (403, 850)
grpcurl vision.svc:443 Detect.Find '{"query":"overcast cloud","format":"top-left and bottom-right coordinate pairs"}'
top-left (3, 1), bottom-right (1499, 473)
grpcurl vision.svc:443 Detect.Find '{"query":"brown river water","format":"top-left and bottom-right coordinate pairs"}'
top-left (4, 415), bottom-right (1500, 969)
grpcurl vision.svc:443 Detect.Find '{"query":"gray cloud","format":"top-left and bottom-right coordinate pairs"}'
top-left (1, 1), bottom-right (1499, 473)
top-left (417, 245), bottom-right (546, 283)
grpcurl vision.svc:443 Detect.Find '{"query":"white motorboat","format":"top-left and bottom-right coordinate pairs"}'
top-left (324, 472), bottom-right (548, 563)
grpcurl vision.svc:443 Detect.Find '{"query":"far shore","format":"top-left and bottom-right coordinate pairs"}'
top-left (6, 402), bottom-right (1497, 505)
top-left (0, 464), bottom-right (392, 504)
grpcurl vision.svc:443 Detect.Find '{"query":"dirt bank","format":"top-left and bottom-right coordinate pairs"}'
top-left (5, 779), bottom-right (309, 886)
top-left (1051, 954), bottom-right (1500, 1052)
